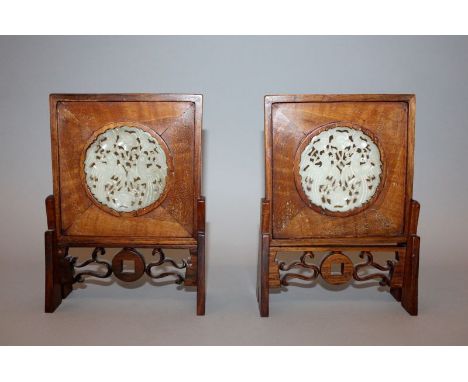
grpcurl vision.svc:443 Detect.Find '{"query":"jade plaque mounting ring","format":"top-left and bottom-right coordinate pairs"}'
top-left (295, 123), bottom-right (384, 216)
top-left (82, 123), bottom-right (173, 216)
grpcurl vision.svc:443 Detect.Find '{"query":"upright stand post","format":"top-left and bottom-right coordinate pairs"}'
top-left (196, 197), bottom-right (206, 316)
top-left (401, 200), bottom-right (421, 315)
top-left (257, 199), bottom-right (270, 317)
top-left (44, 195), bottom-right (73, 313)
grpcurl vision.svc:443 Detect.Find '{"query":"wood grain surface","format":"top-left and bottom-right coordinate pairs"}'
top-left (266, 95), bottom-right (412, 240)
top-left (50, 94), bottom-right (201, 242)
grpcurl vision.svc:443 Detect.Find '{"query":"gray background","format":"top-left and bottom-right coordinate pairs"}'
top-left (0, 36), bottom-right (467, 345)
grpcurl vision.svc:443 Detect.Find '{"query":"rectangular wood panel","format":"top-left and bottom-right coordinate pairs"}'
top-left (50, 95), bottom-right (201, 242)
top-left (268, 97), bottom-right (411, 239)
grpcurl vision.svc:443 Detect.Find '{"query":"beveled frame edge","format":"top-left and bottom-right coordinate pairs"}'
top-left (49, 93), bottom-right (204, 246)
top-left (50, 93), bottom-right (202, 103)
top-left (263, 94), bottom-right (416, 242)
top-left (264, 94), bottom-right (415, 104)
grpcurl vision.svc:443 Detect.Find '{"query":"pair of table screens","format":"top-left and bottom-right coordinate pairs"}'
top-left (46, 94), bottom-right (418, 316)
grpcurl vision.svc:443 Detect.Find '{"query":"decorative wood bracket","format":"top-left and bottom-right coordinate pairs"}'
top-left (71, 247), bottom-right (112, 283)
top-left (68, 247), bottom-right (189, 285)
top-left (278, 252), bottom-right (319, 286)
top-left (275, 250), bottom-right (396, 287)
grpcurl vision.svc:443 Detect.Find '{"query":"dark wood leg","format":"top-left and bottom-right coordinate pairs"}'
top-left (45, 195), bottom-right (63, 313)
top-left (44, 229), bottom-right (62, 313)
top-left (257, 233), bottom-right (270, 317)
top-left (401, 235), bottom-right (420, 315)
top-left (196, 197), bottom-right (206, 316)
top-left (401, 199), bottom-right (420, 315)
top-left (45, 194), bottom-right (74, 313)
top-left (196, 232), bottom-right (206, 316)
top-left (257, 199), bottom-right (271, 317)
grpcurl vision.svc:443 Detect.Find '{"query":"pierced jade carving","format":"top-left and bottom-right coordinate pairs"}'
top-left (84, 126), bottom-right (168, 213)
top-left (298, 126), bottom-right (382, 213)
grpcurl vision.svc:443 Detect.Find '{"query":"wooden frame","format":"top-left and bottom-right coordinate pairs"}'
top-left (257, 94), bottom-right (419, 316)
top-left (45, 94), bottom-right (206, 315)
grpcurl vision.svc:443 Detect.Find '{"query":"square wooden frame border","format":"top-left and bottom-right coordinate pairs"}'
top-left (49, 93), bottom-right (203, 248)
top-left (263, 94), bottom-right (416, 245)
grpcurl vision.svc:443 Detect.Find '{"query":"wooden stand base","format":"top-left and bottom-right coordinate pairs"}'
top-left (257, 199), bottom-right (420, 317)
top-left (45, 195), bottom-right (206, 315)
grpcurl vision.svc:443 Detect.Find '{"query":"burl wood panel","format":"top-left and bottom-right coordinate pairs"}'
top-left (271, 101), bottom-right (408, 239)
top-left (54, 101), bottom-right (195, 238)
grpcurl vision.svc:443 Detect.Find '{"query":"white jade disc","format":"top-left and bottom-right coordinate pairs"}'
top-left (84, 126), bottom-right (168, 213)
top-left (299, 127), bottom-right (382, 213)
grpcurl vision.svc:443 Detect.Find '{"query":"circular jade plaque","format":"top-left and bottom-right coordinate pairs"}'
top-left (297, 125), bottom-right (383, 214)
top-left (84, 125), bottom-right (169, 214)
